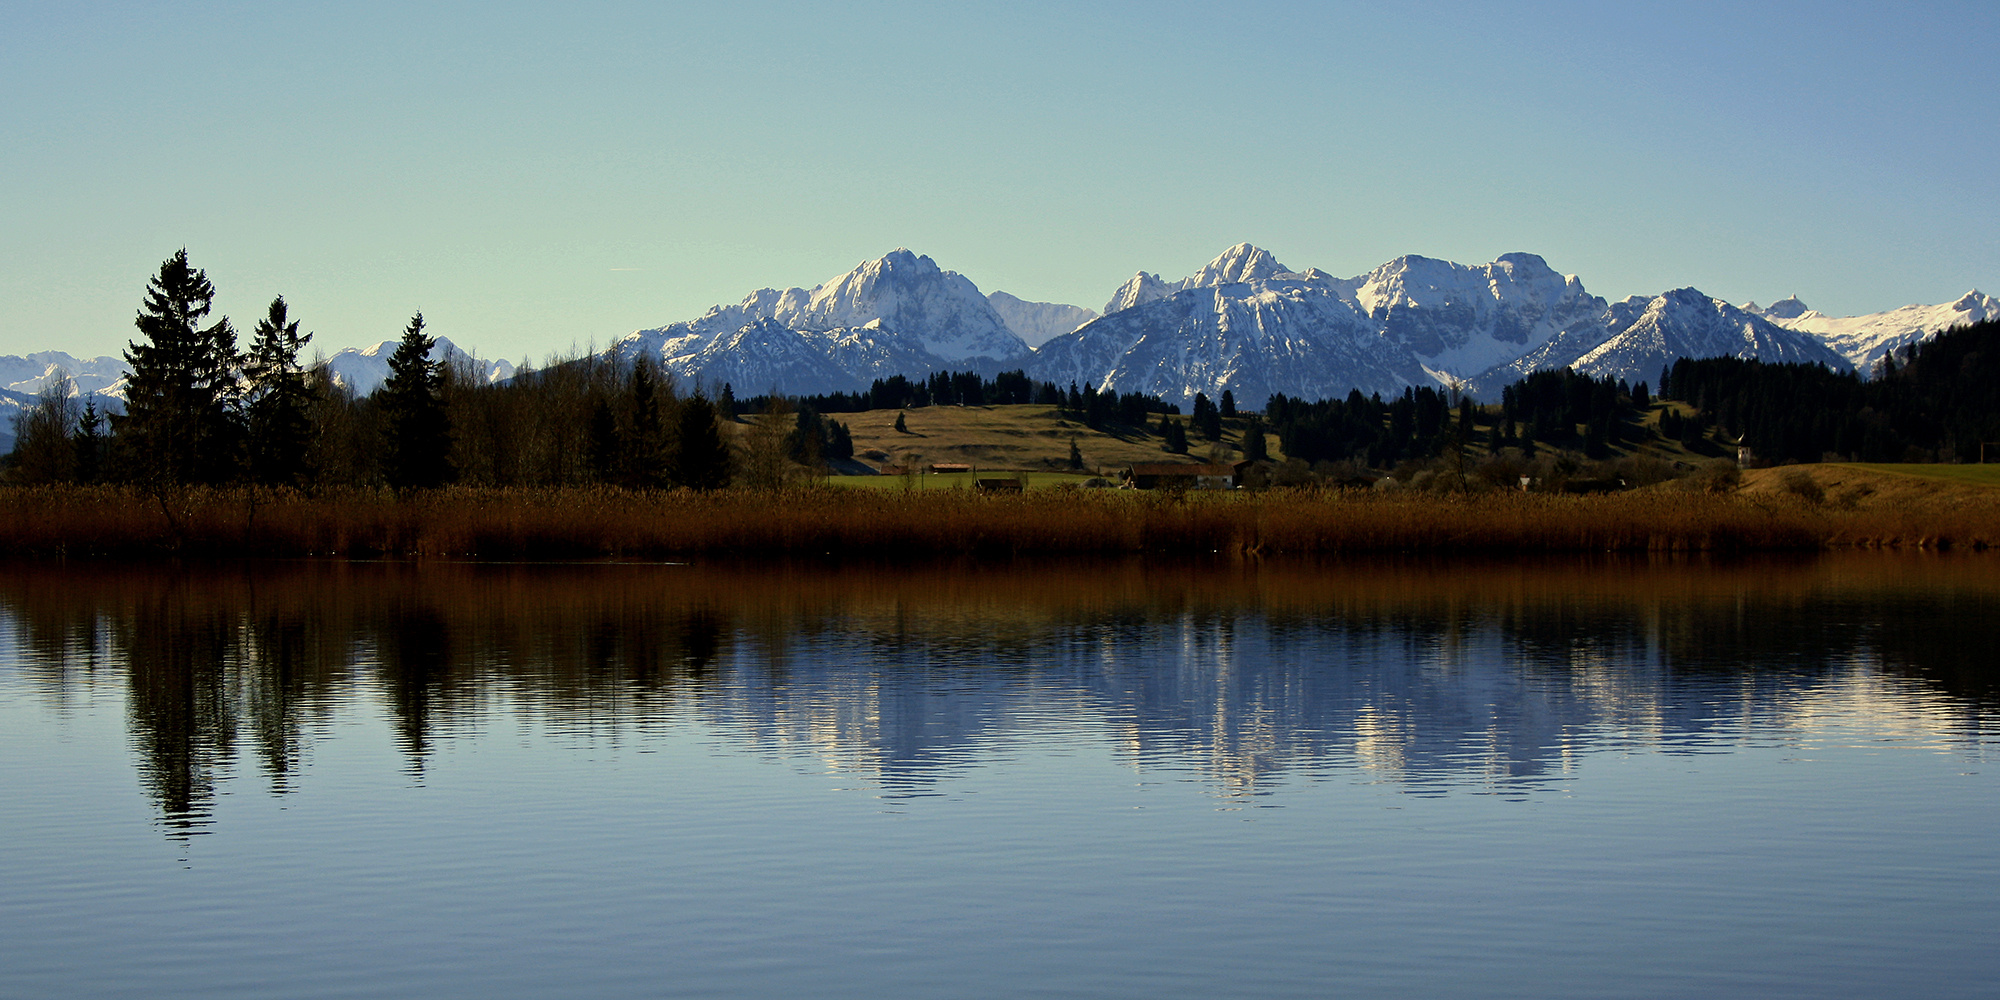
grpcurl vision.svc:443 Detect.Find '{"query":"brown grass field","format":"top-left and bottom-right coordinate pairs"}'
top-left (9, 461), bottom-right (2000, 561)
top-left (783, 403), bottom-right (1272, 474)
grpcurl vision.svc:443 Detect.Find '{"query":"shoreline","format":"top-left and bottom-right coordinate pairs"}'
top-left (10, 469), bottom-right (1999, 561)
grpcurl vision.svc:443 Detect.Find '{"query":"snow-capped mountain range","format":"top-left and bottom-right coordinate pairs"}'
top-left (0, 337), bottom-right (512, 410)
top-left (7, 246), bottom-right (1993, 440)
top-left (1744, 292), bottom-right (2000, 372)
top-left (603, 244), bottom-right (1980, 406)
top-left (0, 338), bottom-right (512, 452)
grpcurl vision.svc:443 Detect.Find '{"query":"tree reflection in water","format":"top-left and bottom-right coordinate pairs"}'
top-left (3, 554), bottom-right (1995, 834)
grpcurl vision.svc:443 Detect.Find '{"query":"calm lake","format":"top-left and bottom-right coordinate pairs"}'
top-left (2, 555), bottom-right (1996, 999)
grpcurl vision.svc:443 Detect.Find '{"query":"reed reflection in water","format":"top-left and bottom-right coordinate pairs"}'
top-left (5, 554), bottom-right (1995, 833)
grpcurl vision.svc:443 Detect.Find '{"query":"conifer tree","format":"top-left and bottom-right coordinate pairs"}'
top-left (1191, 393), bottom-right (1222, 441)
top-left (787, 406), bottom-right (830, 468)
top-left (586, 395), bottom-right (618, 482)
top-left (379, 313), bottom-right (453, 490)
top-left (672, 396), bottom-right (733, 490)
top-left (117, 250), bottom-right (242, 485)
top-left (243, 296), bottom-right (316, 486)
top-left (826, 418), bottom-right (853, 461)
top-left (74, 396), bottom-right (104, 484)
top-left (1241, 415), bottom-right (1268, 462)
top-left (621, 360), bottom-right (667, 488)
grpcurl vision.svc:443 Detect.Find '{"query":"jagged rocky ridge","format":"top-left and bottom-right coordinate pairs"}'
top-left (9, 247), bottom-right (1991, 433)
top-left (610, 249), bottom-right (1031, 396)
top-left (609, 243), bottom-right (1983, 407)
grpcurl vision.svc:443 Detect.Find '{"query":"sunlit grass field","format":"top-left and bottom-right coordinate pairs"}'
top-left (1829, 463), bottom-right (2000, 487)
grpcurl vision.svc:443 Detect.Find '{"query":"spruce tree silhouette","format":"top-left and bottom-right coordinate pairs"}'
top-left (118, 250), bottom-right (242, 485)
top-left (379, 313), bottom-right (453, 490)
top-left (244, 297), bottom-right (315, 487)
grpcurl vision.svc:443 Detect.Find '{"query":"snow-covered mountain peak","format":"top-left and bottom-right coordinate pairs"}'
top-left (1184, 243), bottom-right (1292, 288)
top-left (1103, 271), bottom-right (1175, 316)
top-left (716, 250), bottom-right (1028, 365)
top-left (1353, 252), bottom-right (1582, 315)
top-left (1757, 296), bottom-right (1815, 321)
top-left (1492, 251), bottom-right (1553, 272)
top-left (1102, 245), bottom-right (1296, 316)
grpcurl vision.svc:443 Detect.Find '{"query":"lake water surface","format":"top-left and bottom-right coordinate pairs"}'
top-left (3, 555), bottom-right (1996, 999)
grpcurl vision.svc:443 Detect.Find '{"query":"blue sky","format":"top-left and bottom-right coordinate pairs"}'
top-left (3, 1), bottom-right (1996, 362)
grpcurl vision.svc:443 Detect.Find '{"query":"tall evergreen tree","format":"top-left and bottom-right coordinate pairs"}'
top-left (1191, 393), bottom-right (1222, 441)
top-left (116, 250), bottom-right (242, 484)
top-left (379, 313), bottom-right (453, 490)
top-left (74, 396), bottom-right (105, 484)
top-left (243, 296), bottom-right (316, 487)
top-left (621, 360), bottom-right (667, 488)
top-left (672, 397), bottom-right (733, 490)
top-left (586, 395), bottom-right (618, 483)
top-left (1241, 415), bottom-right (1268, 461)
top-left (786, 406), bottom-right (831, 468)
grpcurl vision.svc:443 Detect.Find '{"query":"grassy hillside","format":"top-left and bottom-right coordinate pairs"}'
top-left (741, 403), bottom-right (1277, 475)
top-left (741, 399), bottom-right (1739, 479)
top-left (1827, 464), bottom-right (2000, 488)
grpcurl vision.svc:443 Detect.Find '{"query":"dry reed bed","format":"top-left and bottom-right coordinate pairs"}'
top-left (6, 484), bottom-right (1998, 560)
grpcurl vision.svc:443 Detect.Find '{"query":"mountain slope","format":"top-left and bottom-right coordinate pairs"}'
top-left (1748, 291), bottom-right (1999, 372)
top-left (616, 250), bottom-right (1032, 393)
top-left (0, 351), bottom-right (132, 399)
top-left (1354, 252), bottom-right (1608, 378)
top-left (1031, 262), bottom-right (1428, 405)
top-left (1045, 245), bottom-right (1617, 405)
top-left (987, 291), bottom-right (1097, 348)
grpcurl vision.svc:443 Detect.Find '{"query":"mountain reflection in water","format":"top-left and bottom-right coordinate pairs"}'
top-left (5, 554), bottom-right (1995, 834)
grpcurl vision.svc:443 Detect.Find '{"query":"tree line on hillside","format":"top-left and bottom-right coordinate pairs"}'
top-left (1657, 318), bottom-right (2000, 463)
top-left (750, 368), bottom-right (1181, 431)
top-left (5, 251), bottom-right (735, 490)
top-left (16, 252), bottom-right (1998, 492)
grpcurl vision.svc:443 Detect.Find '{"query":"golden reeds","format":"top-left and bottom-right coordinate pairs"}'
top-left (8, 483), bottom-right (1999, 560)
